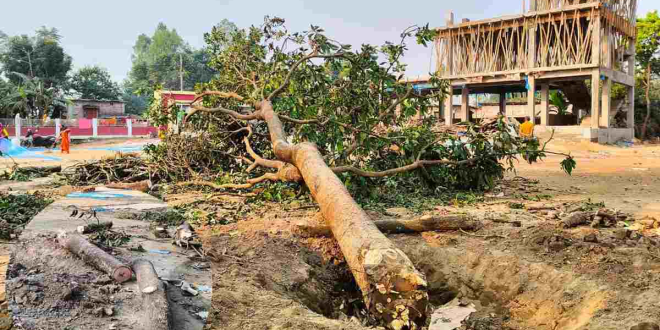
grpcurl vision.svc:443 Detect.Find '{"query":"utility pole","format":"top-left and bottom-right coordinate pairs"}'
top-left (179, 53), bottom-right (184, 91)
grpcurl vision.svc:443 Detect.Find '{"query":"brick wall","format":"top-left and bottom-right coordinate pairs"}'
top-left (72, 100), bottom-right (125, 118)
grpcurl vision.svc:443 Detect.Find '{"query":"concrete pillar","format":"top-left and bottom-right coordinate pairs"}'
top-left (14, 114), bottom-right (21, 139)
top-left (55, 119), bottom-right (61, 137)
top-left (444, 85), bottom-right (454, 126)
top-left (445, 11), bottom-right (454, 74)
top-left (499, 92), bottom-right (507, 116)
top-left (602, 77), bottom-right (612, 128)
top-left (461, 86), bottom-right (470, 122)
top-left (591, 70), bottom-right (601, 129)
top-left (592, 11), bottom-right (601, 66)
top-left (127, 118), bottom-right (133, 137)
top-left (527, 76), bottom-right (537, 123)
top-left (540, 83), bottom-right (549, 126)
top-left (92, 118), bottom-right (98, 137)
top-left (627, 41), bottom-right (636, 130)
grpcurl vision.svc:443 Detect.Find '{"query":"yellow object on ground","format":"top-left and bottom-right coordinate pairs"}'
top-left (520, 121), bottom-right (534, 138)
top-left (1, 129), bottom-right (8, 139)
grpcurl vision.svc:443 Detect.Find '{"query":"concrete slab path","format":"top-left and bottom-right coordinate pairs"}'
top-left (6, 186), bottom-right (211, 329)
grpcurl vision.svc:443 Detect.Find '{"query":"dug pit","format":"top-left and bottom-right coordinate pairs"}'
top-left (203, 209), bottom-right (660, 330)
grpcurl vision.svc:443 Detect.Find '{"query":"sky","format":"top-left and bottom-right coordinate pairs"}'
top-left (1, 0), bottom-right (656, 83)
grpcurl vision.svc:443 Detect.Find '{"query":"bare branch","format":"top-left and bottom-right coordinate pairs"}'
top-left (185, 105), bottom-right (262, 124)
top-left (266, 46), bottom-right (347, 101)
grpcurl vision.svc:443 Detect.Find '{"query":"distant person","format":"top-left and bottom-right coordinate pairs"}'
top-left (57, 125), bottom-right (71, 154)
top-left (158, 124), bottom-right (167, 140)
top-left (519, 116), bottom-right (535, 139)
top-left (0, 123), bottom-right (9, 140)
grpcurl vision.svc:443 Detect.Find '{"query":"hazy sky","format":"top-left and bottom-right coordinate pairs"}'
top-left (1, 0), bottom-right (656, 83)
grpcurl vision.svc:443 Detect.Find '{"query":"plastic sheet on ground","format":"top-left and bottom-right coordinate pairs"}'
top-left (429, 299), bottom-right (477, 330)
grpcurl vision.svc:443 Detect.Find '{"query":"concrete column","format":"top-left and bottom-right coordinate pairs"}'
top-left (527, 76), bottom-right (537, 123)
top-left (444, 85), bottom-right (454, 126)
top-left (92, 118), bottom-right (98, 137)
top-left (445, 11), bottom-right (454, 76)
top-left (499, 92), bottom-right (507, 116)
top-left (127, 118), bottom-right (133, 137)
top-left (14, 114), bottom-right (21, 139)
top-left (461, 86), bottom-right (470, 122)
top-left (602, 77), bottom-right (612, 128)
top-left (540, 83), bottom-right (549, 126)
top-left (528, 23), bottom-right (536, 69)
top-left (55, 119), bottom-right (61, 137)
top-left (627, 41), bottom-right (636, 130)
top-left (592, 12), bottom-right (601, 66)
top-left (591, 70), bottom-right (601, 129)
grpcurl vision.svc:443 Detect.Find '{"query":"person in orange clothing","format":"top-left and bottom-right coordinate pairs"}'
top-left (519, 116), bottom-right (535, 140)
top-left (57, 125), bottom-right (71, 154)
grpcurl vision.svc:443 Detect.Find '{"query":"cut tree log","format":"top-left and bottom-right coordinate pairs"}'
top-left (294, 214), bottom-right (480, 237)
top-left (106, 180), bottom-right (150, 192)
top-left (559, 212), bottom-right (592, 228)
top-left (259, 101), bottom-right (429, 329)
top-left (57, 232), bottom-right (132, 283)
top-left (76, 221), bottom-right (113, 234)
top-left (131, 259), bottom-right (170, 330)
top-left (16, 165), bottom-right (62, 173)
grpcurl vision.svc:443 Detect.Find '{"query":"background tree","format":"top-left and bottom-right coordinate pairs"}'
top-left (637, 11), bottom-right (660, 139)
top-left (123, 21), bottom-right (237, 115)
top-left (0, 26), bottom-right (72, 89)
top-left (152, 17), bottom-right (573, 329)
top-left (68, 65), bottom-right (121, 100)
top-left (0, 72), bottom-right (67, 118)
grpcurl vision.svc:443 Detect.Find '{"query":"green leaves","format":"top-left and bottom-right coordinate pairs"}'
top-left (560, 156), bottom-right (576, 175)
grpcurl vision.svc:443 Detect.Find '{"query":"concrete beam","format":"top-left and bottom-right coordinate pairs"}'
top-left (602, 68), bottom-right (635, 87)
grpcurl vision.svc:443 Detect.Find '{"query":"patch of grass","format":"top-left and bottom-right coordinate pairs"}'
top-left (508, 202), bottom-right (525, 209)
top-left (0, 192), bottom-right (53, 239)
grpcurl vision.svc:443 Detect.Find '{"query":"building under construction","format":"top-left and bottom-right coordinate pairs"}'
top-left (414, 0), bottom-right (638, 143)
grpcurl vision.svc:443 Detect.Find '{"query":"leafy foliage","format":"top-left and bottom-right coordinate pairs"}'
top-left (0, 72), bottom-right (68, 118)
top-left (150, 17), bottom-right (574, 202)
top-left (68, 65), bottom-right (121, 100)
top-left (0, 192), bottom-right (53, 239)
top-left (549, 90), bottom-right (568, 115)
top-left (0, 26), bottom-right (72, 89)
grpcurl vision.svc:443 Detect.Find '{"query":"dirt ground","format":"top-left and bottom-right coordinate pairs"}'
top-left (201, 137), bottom-right (660, 330)
top-left (0, 138), bottom-right (157, 171)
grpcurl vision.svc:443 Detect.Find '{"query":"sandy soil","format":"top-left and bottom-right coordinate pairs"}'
top-left (0, 138), bottom-right (158, 170)
top-left (202, 138), bottom-right (660, 330)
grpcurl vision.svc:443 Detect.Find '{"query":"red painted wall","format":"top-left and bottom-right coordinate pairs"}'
top-left (6, 125), bottom-right (157, 137)
top-left (98, 126), bottom-right (128, 135)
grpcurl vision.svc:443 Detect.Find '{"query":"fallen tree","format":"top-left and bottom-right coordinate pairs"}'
top-left (294, 214), bottom-right (480, 237)
top-left (153, 17), bottom-right (575, 329)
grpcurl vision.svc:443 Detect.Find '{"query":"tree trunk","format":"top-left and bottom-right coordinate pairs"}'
top-left (641, 63), bottom-right (651, 140)
top-left (294, 214), bottom-right (480, 237)
top-left (259, 100), bottom-right (429, 330)
top-left (131, 259), bottom-right (170, 330)
top-left (57, 232), bottom-right (132, 283)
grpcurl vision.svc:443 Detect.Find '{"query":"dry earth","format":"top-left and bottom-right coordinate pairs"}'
top-left (201, 137), bottom-right (660, 330)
